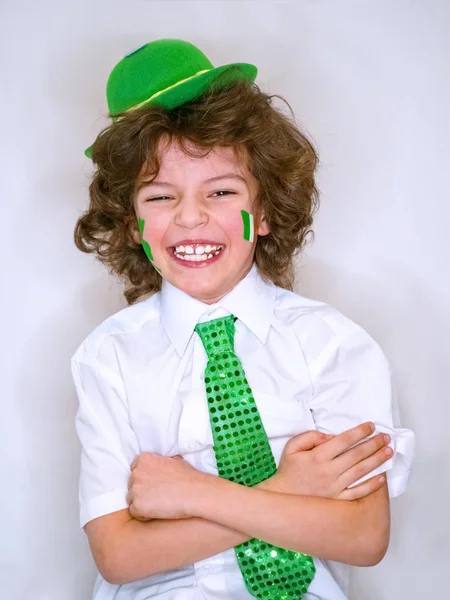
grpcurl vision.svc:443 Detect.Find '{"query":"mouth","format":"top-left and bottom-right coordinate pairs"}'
top-left (170, 243), bottom-right (225, 264)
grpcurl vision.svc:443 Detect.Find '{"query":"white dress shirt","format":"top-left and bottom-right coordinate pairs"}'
top-left (72, 265), bottom-right (415, 600)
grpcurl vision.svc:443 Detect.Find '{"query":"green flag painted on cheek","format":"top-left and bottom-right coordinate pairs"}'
top-left (138, 217), bottom-right (154, 262)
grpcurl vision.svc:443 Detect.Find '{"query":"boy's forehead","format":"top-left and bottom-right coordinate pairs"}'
top-left (154, 138), bottom-right (249, 179)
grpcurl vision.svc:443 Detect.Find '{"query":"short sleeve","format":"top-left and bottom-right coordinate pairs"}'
top-left (72, 358), bottom-right (140, 528)
top-left (306, 319), bottom-right (415, 499)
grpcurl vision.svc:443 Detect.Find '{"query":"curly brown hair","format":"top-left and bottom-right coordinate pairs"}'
top-left (74, 77), bottom-right (319, 304)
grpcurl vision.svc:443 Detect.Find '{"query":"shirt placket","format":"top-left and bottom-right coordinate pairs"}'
top-left (177, 335), bottom-right (214, 454)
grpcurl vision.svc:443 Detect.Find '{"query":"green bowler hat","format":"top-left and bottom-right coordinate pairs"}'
top-left (85, 38), bottom-right (258, 158)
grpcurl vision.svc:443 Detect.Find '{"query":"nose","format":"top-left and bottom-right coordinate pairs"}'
top-left (173, 194), bottom-right (208, 229)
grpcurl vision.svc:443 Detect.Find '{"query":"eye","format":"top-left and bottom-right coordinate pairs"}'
top-left (145, 195), bottom-right (172, 202)
top-left (211, 190), bottom-right (236, 197)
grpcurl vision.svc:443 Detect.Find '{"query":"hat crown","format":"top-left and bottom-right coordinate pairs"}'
top-left (85, 38), bottom-right (257, 158)
top-left (106, 39), bottom-right (214, 115)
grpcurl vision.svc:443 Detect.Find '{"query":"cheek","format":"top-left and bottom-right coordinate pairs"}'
top-left (140, 214), bottom-right (166, 247)
top-left (142, 220), bottom-right (154, 242)
top-left (137, 216), bottom-right (166, 272)
top-left (240, 210), bottom-right (255, 243)
top-left (137, 217), bottom-right (155, 262)
top-left (218, 209), bottom-right (252, 243)
top-left (228, 216), bottom-right (245, 238)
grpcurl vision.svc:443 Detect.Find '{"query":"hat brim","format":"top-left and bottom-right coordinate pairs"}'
top-left (85, 62), bottom-right (257, 159)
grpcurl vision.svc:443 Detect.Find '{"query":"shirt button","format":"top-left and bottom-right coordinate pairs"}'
top-left (188, 442), bottom-right (199, 451)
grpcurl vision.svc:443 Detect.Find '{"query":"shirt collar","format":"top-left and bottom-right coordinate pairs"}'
top-left (160, 264), bottom-right (276, 356)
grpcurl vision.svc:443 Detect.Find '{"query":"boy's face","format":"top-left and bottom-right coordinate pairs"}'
top-left (134, 139), bottom-right (269, 304)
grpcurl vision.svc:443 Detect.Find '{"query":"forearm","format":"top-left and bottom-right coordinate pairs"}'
top-left (192, 475), bottom-right (390, 566)
top-left (95, 512), bottom-right (249, 584)
top-left (95, 478), bottom-right (275, 584)
top-left (104, 465), bottom-right (389, 583)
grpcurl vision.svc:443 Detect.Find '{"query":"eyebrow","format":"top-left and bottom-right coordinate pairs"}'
top-left (136, 179), bottom-right (172, 192)
top-left (136, 173), bottom-right (247, 192)
top-left (205, 173), bottom-right (247, 184)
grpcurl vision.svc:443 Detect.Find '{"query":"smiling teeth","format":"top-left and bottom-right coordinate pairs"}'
top-left (173, 244), bottom-right (223, 261)
top-left (177, 254), bottom-right (213, 262)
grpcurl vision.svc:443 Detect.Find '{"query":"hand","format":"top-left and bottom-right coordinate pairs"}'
top-left (261, 422), bottom-right (392, 500)
top-left (126, 452), bottom-right (208, 521)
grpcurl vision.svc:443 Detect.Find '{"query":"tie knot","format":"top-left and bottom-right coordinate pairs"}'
top-left (194, 315), bottom-right (236, 357)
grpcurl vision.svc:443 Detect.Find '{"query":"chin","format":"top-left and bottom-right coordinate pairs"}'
top-left (184, 285), bottom-right (218, 303)
top-left (175, 278), bottom-right (221, 303)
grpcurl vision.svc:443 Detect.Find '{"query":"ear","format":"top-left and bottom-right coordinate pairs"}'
top-left (257, 212), bottom-right (270, 237)
top-left (125, 215), bottom-right (141, 245)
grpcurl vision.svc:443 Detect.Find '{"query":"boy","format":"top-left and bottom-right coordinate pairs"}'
top-left (72, 39), bottom-right (414, 599)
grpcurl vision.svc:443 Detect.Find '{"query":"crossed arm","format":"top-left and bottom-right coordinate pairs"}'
top-left (86, 423), bottom-right (392, 584)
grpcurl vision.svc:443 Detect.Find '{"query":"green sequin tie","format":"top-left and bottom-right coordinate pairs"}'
top-left (195, 315), bottom-right (315, 599)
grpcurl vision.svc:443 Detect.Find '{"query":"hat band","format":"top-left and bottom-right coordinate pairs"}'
top-left (115, 68), bottom-right (211, 119)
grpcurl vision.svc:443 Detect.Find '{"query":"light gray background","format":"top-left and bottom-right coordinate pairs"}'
top-left (1, 1), bottom-right (448, 598)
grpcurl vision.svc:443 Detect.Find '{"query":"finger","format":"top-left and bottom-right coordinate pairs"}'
top-left (338, 474), bottom-right (387, 501)
top-left (317, 422), bottom-right (375, 460)
top-left (130, 457), bottom-right (138, 471)
top-left (335, 432), bottom-right (391, 474)
top-left (126, 490), bottom-right (132, 505)
top-left (129, 501), bottom-right (137, 518)
top-left (127, 474), bottom-right (133, 490)
top-left (283, 430), bottom-right (331, 455)
top-left (129, 501), bottom-right (153, 522)
top-left (134, 514), bottom-right (153, 522)
top-left (339, 445), bottom-right (393, 489)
